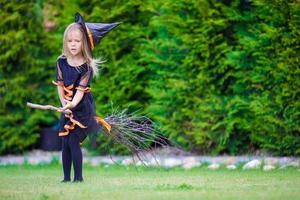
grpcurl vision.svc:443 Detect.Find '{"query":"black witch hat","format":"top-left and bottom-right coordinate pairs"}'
top-left (75, 12), bottom-right (120, 51)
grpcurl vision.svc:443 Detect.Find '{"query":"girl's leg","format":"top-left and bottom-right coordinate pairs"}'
top-left (62, 136), bottom-right (72, 181)
top-left (69, 133), bottom-right (83, 181)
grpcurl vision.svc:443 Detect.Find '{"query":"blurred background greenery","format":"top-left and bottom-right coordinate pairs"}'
top-left (0, 0), bottom-right (299, 156)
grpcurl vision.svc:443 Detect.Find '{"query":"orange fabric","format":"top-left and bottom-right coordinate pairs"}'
top-left (53, 80), bottom-right (88, 137)
top-left (75, 86), bottom-right (91, 93)
top-left (95, 116), bottom-right (111, 132)
top-left (58, 113), bottom-right (87, 136)
top-left (85, 25), bottom-right (95, 50)
top-left (52, 81), bottom-right (74, 100)
top-left (64, 84), bottom-right (74, 100)
top-left (53, 80), bottom-right (99, 143)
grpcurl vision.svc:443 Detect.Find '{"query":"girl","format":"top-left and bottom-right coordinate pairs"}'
top-left (53, 13), bottom-right (119, 183)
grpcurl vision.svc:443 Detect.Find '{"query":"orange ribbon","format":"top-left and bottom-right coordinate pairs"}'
top-left (52, 81), bottom-right (74, 100)
top-left (85, 25), bottom-right (95, 50)
top-left (75, 86), bottom-right (91, 93)
top-left (52, 81), bottom-right (109, 143)
top-left (58, 113), bottom-right (87, 136)
top-left (52, 80), bottom-right (88, 137)
top-left (95, 116), bottom-right (111, 133)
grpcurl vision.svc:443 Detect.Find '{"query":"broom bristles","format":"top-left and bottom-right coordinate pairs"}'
top-left (93, 107), bottom-right (174, 166)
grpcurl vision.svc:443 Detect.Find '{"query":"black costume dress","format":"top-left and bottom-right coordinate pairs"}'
top-left (53, 56), bottom-right (101, 144)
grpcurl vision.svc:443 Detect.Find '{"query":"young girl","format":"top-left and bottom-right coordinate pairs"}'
top-left (52, 13), bottom-right (119, 183)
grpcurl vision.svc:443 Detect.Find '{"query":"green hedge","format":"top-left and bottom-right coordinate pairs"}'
top-left (0, 0), bottom-right (299, 155)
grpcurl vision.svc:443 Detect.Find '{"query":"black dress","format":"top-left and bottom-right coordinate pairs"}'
top-left (53, 56), bottom-right (100, 143)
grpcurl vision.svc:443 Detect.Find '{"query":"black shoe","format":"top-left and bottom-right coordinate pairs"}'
top-left (73, 179), bottom-right (84, 183)
top-left (60, 179), bottom-right (71, 183)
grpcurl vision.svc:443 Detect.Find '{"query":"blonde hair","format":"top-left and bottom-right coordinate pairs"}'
top-left (58, 22), bottom-right (104, 77)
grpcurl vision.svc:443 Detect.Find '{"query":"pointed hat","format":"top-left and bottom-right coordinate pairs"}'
top-left (75, 12), bottom-right (120, 51)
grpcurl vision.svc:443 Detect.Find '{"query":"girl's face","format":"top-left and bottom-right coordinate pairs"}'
top-left (67, 29), bottom-right (83, 56)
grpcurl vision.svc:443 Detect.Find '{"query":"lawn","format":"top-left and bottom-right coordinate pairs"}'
top-left (0, 163), bottom-right (299, 200)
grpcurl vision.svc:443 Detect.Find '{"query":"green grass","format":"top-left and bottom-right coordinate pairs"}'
top-left (0, 163), bottom-right (299, 200)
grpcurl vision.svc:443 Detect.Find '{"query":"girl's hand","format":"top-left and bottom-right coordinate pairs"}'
top-left (57, 108), bottom-right (72, 116)
top-left (58, 99), bottom-right (75, 111)
top-left (64, 109), bottom-right (72, 117)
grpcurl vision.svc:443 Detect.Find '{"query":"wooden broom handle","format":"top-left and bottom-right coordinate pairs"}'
top-left (26, 102), bottom-right (72, 115)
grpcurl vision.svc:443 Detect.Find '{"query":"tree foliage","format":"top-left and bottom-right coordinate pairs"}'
top-left (0, 0), bottom-right (299, 155)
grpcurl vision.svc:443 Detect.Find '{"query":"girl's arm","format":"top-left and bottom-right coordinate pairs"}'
top-left (56, 60), bottom-right (66, 107)
top-left (57, 81), bottom-right (66, 107)
top-left (59, 67), bottom-right (92, 111)
top-left (64, 90), bottom-right (84, 109)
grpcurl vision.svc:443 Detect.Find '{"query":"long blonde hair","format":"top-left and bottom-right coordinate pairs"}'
top-left (58, 22), bottom-right (104, 77)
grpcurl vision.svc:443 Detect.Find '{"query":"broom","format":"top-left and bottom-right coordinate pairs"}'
top-left (27, 102), bottom-right (171, 166)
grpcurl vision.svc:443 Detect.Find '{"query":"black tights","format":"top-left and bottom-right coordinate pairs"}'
top-left (62, 133), bottom-right (83, 181)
